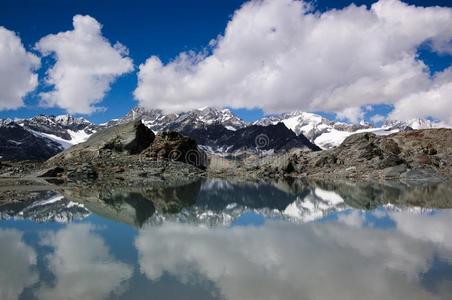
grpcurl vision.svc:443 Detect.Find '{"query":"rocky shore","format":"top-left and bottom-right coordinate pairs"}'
top-left (209, 128), bottom-right (452, 183)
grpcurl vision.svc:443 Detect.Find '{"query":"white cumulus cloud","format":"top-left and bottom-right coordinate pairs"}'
top-left (0, 229), bottom-right (38, 300)
top-left (36, 224), bottom-right (133, 300)
top-left (36, 15), bottom-right (133, 114)
top-left (0, 27), bottom-right (40, 110)
top-left (390, 67), bottom-right (452, 124)
top-left (135, 0), bottom-right (452, 123)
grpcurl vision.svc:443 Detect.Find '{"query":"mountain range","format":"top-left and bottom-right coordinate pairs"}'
top-left (0, 107), bottom-right (449, 160)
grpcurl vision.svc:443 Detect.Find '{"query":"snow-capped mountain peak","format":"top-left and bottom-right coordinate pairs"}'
top-left (54, 114), bottom-right (91, 127)
top-left (194, 107), bottom-right (246, 130)
top-left (254, 111), bottom-right (336, 142)
top-left (122, 106), bottom-right (247, 132)
top-left (382, 118), bottom-right (446, 130)
top-left (14, 114), bottom-right (96, 150)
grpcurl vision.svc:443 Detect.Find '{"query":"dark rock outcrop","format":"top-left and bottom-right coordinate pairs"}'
top-left (140, 132), bottom-right (207, 169)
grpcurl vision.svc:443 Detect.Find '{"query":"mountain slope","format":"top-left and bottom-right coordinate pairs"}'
top-left (180, 122), bottom-right (320, 153)
top-left (18, 114), bottom-right (96, 149)
top-left (254, 111), bottom-right (376, 149)
top-left (0, 119), bottom-right (63, 160)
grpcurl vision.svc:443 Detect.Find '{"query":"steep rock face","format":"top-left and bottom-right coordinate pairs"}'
top-left (0, 120), bottom-right (62, 161)
top-left (140, 132), bottom-right (207, 169)
top-left (179, 124), bottom-right (231, 146)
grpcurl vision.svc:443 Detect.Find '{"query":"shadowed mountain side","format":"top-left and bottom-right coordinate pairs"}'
top-left (195, 179), bottom-right (310, 211)
top-left (0, 121), bottom-right (62, 160)
top-left (181, 122), bottom-right (321, 153)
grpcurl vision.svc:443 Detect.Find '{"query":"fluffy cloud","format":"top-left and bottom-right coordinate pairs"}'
top-left (390, 67), bottom-right (452, 124)
top-left (135, 218), bottom-right (447, 300)
top-left (135, 0), bottom-right (452, 123)
top-left (36, 224), bottom-right (133, 300)
top-left (36, 15), bottom-right (133, 114)
top-left (0, 229), bottom-right (38, 300)
top-left (0, 27), bottom-right (40, 110)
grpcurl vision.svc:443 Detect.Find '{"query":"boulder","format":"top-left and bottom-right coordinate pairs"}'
top-left (48, 119), bottom-right (154, 163)
top-left (382, 164), bottom-right (407, 179)
top-left (141, 132), bottom-right (207, 169)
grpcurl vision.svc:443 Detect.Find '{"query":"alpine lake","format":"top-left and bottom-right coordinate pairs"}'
top-left (1, 178), bottom-right (452, 300)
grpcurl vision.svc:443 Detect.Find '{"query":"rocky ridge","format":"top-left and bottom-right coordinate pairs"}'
top-left (208, 128), bottom-right (452, 182)
top-left (39, 119), bottom-right (207, 184)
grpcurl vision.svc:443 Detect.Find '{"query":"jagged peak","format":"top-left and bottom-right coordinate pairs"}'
top-left (0, 118), bottom-right (16, 127)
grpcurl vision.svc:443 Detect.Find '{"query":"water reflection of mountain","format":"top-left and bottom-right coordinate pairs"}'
top-left (196, 178), bottom-right (309, 211)
top-left (0, 190), bottom-right (90, 222)
top-left (1, 179), bottom-right (452, 227)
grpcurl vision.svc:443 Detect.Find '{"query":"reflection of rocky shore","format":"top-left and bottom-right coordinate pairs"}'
top-left (2, 178), bottom-right (452, 227)
top-left (310, 180), bottom-right (452, 209)
top-left (0, 179), bottom-right (203, 227)
top-left (61, 180), bottom-right (202, 227)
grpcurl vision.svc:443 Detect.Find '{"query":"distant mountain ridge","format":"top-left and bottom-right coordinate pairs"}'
top-left (0, 107), bottom-right (449, 160)
top-left (121, 106), bottom-right (248, 132)
top-left (0, 119), bottom-right (62, 160)
top-left (125, 107), bottom-right (449, 150)
top-left (0, 114), bottom-right (96, 160)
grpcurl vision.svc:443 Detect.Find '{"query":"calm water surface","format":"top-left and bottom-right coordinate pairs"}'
top-left (1, 179), bottom-right (452, 300)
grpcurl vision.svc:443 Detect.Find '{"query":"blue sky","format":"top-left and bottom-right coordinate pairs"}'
top-left (0, 0), bottom-right (451, 124)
